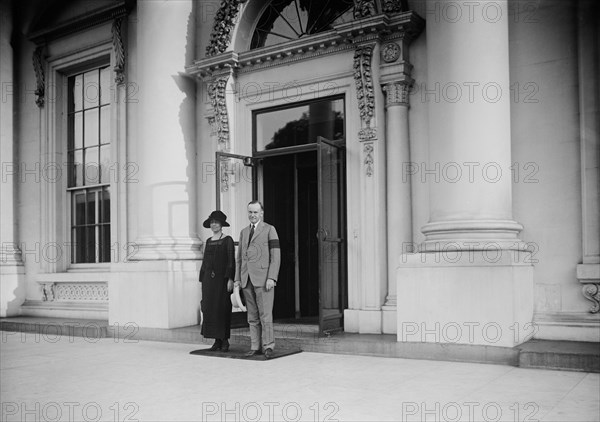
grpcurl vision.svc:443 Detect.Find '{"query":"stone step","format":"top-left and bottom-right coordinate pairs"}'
top-left (517, 339), bottom-right (600, 372)
top-left (1, 317), bottom-right (598, 372)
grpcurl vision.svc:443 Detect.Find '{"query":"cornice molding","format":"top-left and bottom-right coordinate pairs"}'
top-left (187, 11), bottom-right (424, 79)
top-left (27, 1), bottom-right (134, 45)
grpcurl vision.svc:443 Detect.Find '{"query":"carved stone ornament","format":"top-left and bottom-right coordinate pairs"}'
top-left (582, 283), bottom-right (600, 313)
top-left (32, 47), bottom-right (45, 108)
top-left (383, 82), bottom-right (410, 107)
top-left (382, 42), bottom-right (400, 63)
top-left (207, 77), bottom-right (230, 150)
top-left (112, 17), bottom-right (126, 85)
top-left (363, 143), bottom-right (374, 177)
top-left (353, 0), bottom-right (377, 19)
top-left (206, 0), bottom-right (247, 57)
top-left (353, 44), bottom-right (375, 127)
top-left (383, 0), bottom-right (406, 14)
top-left (359, 127), bottom-right (377, 142)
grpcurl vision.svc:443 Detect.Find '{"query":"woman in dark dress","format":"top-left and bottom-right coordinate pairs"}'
top-left (199, 210), bottom-right (235, 351)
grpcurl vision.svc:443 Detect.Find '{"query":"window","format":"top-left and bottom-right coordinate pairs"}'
top-left (251, 0), bottom-right (362, 50)
top-left (67, 67), bottom-right (112, 263)
top-left (255, 97), bottom-right (345, 151)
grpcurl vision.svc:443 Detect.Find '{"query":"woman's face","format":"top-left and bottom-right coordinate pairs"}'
top-left (210, 220), bottom-right (222, 233)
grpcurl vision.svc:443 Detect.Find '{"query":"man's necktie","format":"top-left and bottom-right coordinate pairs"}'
top-left (247, 224), bottom-right (254, 247)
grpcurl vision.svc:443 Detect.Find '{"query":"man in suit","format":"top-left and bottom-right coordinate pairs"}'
top-left (234, 200), bottom-right (281, 359)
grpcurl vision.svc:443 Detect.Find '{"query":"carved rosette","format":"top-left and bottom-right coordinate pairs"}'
top-left (206, 0), bottom-right (246, 57)
top-left (382, 42), bottom-right (400, 63)
top-left (207, 77), bottom-right (230, 151)
top-left (112, 17), bottom-right (126, 85)
top-left (32, 47), bottom-right (45, 108)
top-left (383, 82), bottom-right (410, 107)
top-left (582, 283), bottom-right (600, 313)
top-left (353, 0), bottom-right (377, 19)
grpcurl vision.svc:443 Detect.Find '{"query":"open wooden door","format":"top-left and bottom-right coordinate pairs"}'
top-left (316, 136), bottom-right (346, 334)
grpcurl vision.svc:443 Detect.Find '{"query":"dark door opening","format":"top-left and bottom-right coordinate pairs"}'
top-left (263, 151), bottom-right (319, 323)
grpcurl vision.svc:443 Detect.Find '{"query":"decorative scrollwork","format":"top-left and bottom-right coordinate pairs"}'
top-left (582, 283), bottom-right (600, 313)
top-left (41, 283), bottom-right (55, 301)
top-left (363, 143), bottom-right (374, 177)
top-left (353, 0), bottom-right (376, 19)
top-left (32, 47), bottom-right (45, 108)
top-left (54, 283), bottom-right (109, 301)
top-left (207, 77), bottom-right (230, 150)
top-left (382, 0), bottom-right (406, 14)
top-left (206, 0), bottom-right (246, 57)
top-left (112, 17), bottom-right (126, 85)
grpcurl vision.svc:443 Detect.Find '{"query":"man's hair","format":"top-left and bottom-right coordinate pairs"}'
top-left (248, 200), bottom-right (264, 211)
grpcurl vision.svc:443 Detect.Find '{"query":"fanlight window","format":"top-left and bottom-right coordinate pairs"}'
top-left (251, 0), bottom-right (370, 50)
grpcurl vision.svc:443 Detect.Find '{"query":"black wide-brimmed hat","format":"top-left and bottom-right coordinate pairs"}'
top-left (202, 210), bottom-right (230, 228)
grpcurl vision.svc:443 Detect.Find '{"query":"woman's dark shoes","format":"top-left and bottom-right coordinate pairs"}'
top-left (221, 339), bottom-right (230, 352)
top-left (208, 339), bottom-right (222, 351)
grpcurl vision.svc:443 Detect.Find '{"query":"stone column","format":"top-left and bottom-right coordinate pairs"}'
top-left (397, 0), bottom-right (533, 348)
top-left (109, 1), bottom-right (201, 330)
top-left (382, 81), bottom-right (412, 332)
top-left (132, 0), bottom-right (200, 260)
top-left (421, 0), bottom-right (523, 251)
top-left (0, 0), bottom-right (25, 317)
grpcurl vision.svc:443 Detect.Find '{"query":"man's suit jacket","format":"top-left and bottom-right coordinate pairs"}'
top-left (235, 221), bottom-right (281, 288)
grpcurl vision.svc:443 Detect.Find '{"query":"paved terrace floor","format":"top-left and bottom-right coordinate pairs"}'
top-left (1, 331), bottom-right (598, 422)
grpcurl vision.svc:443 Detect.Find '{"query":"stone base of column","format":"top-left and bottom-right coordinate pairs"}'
top-left (130, 236), bottom-right (202, 261)
top-left (382, 305), bottom-right (397, 334)
top-left (0, 264), bottom-right (25, 317)
top-left (533, 312), bottom-right (600, 343)
top-left (110, 260), bottom-right (201, 329)
top-left (420, 220), bottom-right (527, 252)
top-left (397, 251), bottom-right (534, 348)
top-left (344, 309), bottom-right (382, 334)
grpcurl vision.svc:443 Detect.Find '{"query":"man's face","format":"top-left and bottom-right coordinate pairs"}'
top-left (247, 203), bottom-right (263, 225)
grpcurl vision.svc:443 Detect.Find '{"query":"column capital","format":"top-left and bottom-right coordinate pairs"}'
top-left (382, 81), bottom-right (411, 108)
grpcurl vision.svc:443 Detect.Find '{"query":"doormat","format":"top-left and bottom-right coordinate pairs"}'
top-left (189, 343), bottom-right (301, 361)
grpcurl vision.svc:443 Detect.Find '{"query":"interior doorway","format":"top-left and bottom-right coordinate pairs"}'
top-left (262, 151), bottom-right (319, 323)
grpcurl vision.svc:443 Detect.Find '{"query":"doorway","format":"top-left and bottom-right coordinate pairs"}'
top-left (253, 96), bottom-right (348, 333)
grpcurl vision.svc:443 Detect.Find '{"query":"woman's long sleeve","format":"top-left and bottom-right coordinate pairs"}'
top-left (224, 236), bottom-right (235, 280)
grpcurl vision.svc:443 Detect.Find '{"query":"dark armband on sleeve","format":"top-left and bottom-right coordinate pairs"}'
top-left (268, 239), bottom-right (280, 249)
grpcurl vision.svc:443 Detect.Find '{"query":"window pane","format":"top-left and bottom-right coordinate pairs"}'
top-left (100, 107), bottom-right (110, 144)
top-left (73, 227), bottom-right (86, 263)
top-left (86, 226), bottom-right (96, 262)
top-left (84, 147), bottom-right (100, 185)
top-left (83, 70), bottom-right (99, 108)
top-left (73, 74), bottom-right (83, 112)
top-left (74, 150), bottom-right (83, 187)
top-left (74, 192), bottom-right (86, 226)
top-left (100, 224), bottom-right (111, 263)
top-left (256, 98), bottom-right (345, 151)
top-left (86, 190), bottom-right (96, 225)
top-left (100, 188), bottom-right (110, 223)
top-left (100, 145), bottom-right (111, 184)
top-left (100, 67), bottom-right (111, 105)
top-left (73, 112), bottom-right (83, 149)
top-left (84, 109), bottom-right (99, 146)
